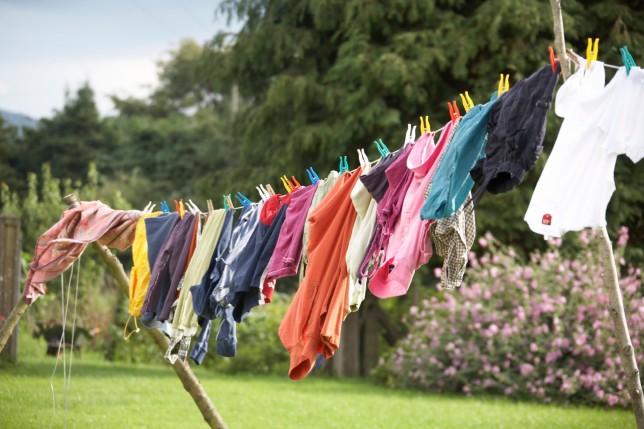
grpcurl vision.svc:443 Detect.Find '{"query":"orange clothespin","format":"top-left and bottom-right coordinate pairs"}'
top-left (448, 101), bottom-right (460, 122)
top-left (459, 91), bottom-right (474, 112)
top-left (498, 74), bottom-right (510, 97)
top-left (548, 46), bottom-right (559, 73)
top-left (291, 176), bottom-right (301, 189)
top-left (586, 37), bottom-right (599, 69)
top-left (419, 115), bottom-right (430, 134)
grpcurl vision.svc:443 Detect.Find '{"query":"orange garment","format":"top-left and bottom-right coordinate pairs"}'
top-left (278, 168), bottom-right (362, 380)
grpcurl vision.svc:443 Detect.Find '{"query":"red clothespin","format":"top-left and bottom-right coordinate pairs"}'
top-left (548, 46), bottom-right (559, 73)
top-left (448, 101), bottom-right (460, 122)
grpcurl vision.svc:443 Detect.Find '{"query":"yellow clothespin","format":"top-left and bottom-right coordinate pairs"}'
top-left (586, 37), bottom-right (599, 69)
top-left (498, 74), bottom-right (510, 97)
top-left (280, 175), bottom-right (292, 193)
top-left (459, 91), bottom-right (474, 112)
top-left (419, 115), bottom-right (430, 134)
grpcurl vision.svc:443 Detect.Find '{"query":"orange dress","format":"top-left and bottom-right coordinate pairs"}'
top-left (278, 168), bottom-right (362, 380)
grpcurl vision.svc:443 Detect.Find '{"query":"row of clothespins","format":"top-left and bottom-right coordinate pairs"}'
top-left (549, 38), bottom-right (637, 74)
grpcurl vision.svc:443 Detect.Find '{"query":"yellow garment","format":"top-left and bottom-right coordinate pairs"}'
top-left (128, 212), bottom-right (162, 319)
top-left (170, 209), bottom-right (227, 339)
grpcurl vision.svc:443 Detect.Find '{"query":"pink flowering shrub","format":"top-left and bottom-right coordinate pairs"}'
top-left (375, 228), bottom-right (643, 408)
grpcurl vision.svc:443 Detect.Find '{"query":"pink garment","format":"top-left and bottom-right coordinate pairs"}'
top-left (265, 184), bottom-right (318, 281)
top-left (369, 120), bottom-right (456, 298)
top-left (358, 143), bottom-right (415, 278)
top-left (22, 201), bottom-right (142, 305)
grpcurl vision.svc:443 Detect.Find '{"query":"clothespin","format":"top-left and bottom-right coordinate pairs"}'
top-left (281, 175), bottom-right (293, 193)
top-left (378, 139), bottom-right (390, 155)
top-left (235, 192), bottom-right (251, 207)
top-left (256, 185), bottom-right (269, 201)
top-left (448, 101), bottom-right (460, 122)
top-left (207, 199), bottom-right (214, 216)
top-left (266, 184), bottom-right (276, 196)
top-left (223, 195), bottom-right (228, 210)
top-left (404, 124), bottom-right (417, 146)
top-left (161, 200), bottom-right (169, 213)
top-left (306, 167), bottom-right (319, 185)
top-left (419, 115), bottom-right (430, 134)
top-left (291, 176), bottom-right (301, 188)
top-left (586, 38), bottom-right (599, 69)
top-left (548, 46), bottom-right (559, 73)
top-left (339, 156), bottom-right (350, 173)
top-left (498, 74), bottom-right (510, 97)
top-left (186, 199), bottom-right (200, 214)
top-left (226, 194), bottom-right (235, 209)
top-left (620, 46), bottom-right (636, 75)
top-left (459, 91), bottom-right (474, 112)
top-left (283, 175), bottom-right (296, 191)
top-left (357, 148), bottom-right (369, 167)
top-left (374, 140), bottom-right (386, 157)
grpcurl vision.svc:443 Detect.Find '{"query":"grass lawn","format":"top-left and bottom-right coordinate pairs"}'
top-left (0, 333), bottom-right (634, 429)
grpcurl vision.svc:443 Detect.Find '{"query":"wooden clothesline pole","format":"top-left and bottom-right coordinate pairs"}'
top-left (548, 2), bottom-right (644, 428)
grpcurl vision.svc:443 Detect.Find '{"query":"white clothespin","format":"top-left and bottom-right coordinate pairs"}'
top-left (142, 201), bottom-right (155, 214)
top-left (404, 124), bottom-right (417, 146)
top-left (256, 185), bottom-right (270, 201)
top-left (186, 199), bottom-right (201, 214)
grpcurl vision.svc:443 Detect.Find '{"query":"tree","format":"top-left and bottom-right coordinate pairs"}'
top-left (207, 0), bottom-right (644, 256)
top-left (19, 84), bottom-right (115, 181)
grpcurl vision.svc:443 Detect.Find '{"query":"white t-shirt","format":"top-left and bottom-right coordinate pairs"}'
top-left (524, 61), bottom-right (641, 238)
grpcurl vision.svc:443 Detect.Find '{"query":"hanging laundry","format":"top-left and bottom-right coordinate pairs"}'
top-left (279, 167), bottom-right (362, 380)
top-left (264, 183), bottom-right (318, 284)
top-left (228, 197), bottom-right (290, 322)
top-left (170, 209), bottom-right (227, 340)
top-left (345, 150), bottom-right (379, 313)
top-left (145, 212), bottom-right (180, 271)
top-left (369, 119), bottom-right (457, 299)
top-left (189, 209), bottom-right (235, 364)
top-left (430, 195), bottom-right (476, 289)
top-left (359, 141), bottom-right (415, 279)
top-left (22, 201), bottom-right (142, 305)
top-left (125, 211), bottom-right (162, 337)
top-left (141, 212), bottom-right (197, 325)
top-left (470, 63), bottom-right (561, 207)
top-left (300, 170), bottom-right (340, 269)
top-left (359, 150), bottom-right (401, 202)
top-left (420, 93), bottom-right (499, 220)
top-left (525, 62), bottom-right (643, 237)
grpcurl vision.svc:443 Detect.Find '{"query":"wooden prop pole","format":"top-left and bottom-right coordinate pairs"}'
top-left (548, 3), bottom-right (644, 427)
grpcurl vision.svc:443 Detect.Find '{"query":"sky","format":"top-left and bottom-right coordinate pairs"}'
top-left (0, 0), bottom-right (238, 118)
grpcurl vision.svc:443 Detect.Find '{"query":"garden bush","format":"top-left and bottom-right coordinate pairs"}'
top-left (374, 228), bottom-right (643, 408)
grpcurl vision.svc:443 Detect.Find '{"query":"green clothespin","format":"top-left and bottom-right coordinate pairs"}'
top-left (620, 46), bottom-right (636, 75)
top-left (374, 140), bottom-right (386, 157)
top-left (223, 195), bottom-right (228, 210)
top-left (378, 139), bottom-right (390, 155)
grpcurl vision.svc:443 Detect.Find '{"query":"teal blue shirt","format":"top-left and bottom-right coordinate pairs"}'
top-left (420, 93), bottom-right (499, 220)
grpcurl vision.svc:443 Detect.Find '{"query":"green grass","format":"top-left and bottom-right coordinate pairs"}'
top-left (0, 333), bottom-right (634, 428)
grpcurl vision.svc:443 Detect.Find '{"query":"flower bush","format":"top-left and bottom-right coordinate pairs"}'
top-left (374, 228), bottom-right (643, 407)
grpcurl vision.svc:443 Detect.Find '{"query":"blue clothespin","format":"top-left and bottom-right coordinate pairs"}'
top-left (620, 46), bottom-right (636, 75)
top-left (339, 156), bottom-right (346, 173)
top-left (161, 200), bottom-right (169, 213)
top-left (308, 167), bottom-right (320, 184)
top-left (235, 192), bottom-right (251, 207)
top-left (341, 155), bottom-right (349, 173)
top-left (310, 167), bottom-right (320, 183)
top-left (223, 195), bottom-right (228, 210)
